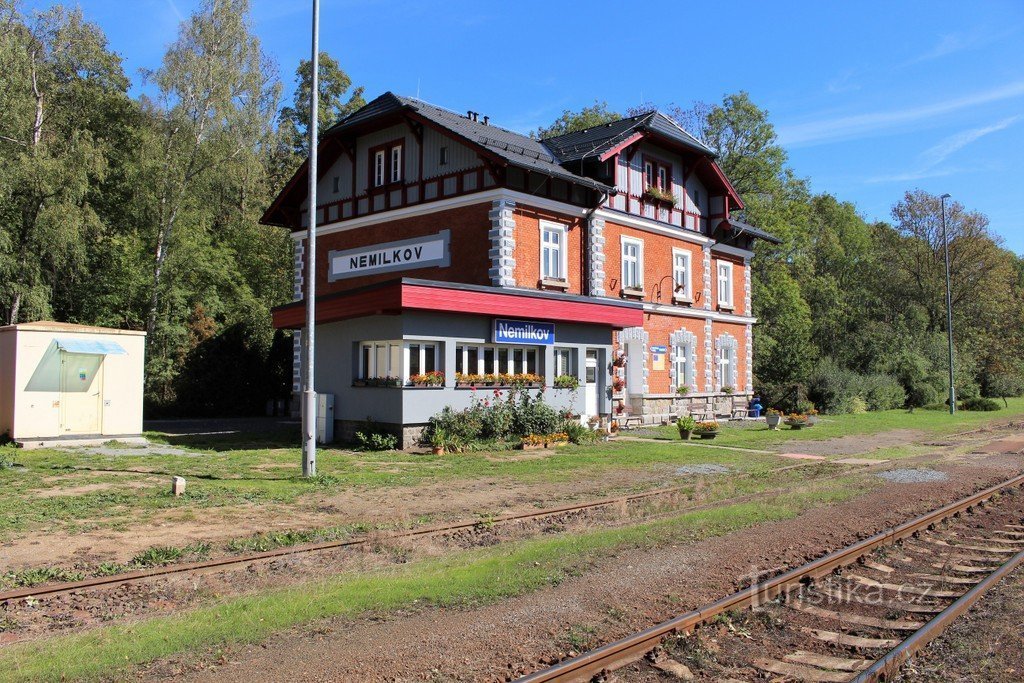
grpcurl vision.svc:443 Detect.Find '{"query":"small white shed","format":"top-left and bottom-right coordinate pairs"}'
top-left (0, 321), bottom-right (146, 447)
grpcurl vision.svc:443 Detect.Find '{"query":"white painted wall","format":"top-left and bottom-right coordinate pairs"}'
top-left (0, 324), bottom-right (146, 440)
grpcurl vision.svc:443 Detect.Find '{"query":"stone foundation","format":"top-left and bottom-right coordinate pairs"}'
top-left (624, 392), bottom-right (754, 425)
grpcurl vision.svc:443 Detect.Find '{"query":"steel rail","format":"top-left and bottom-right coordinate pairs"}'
top-left (852, 546), bottom-right (1024, 682)
top-left (515, 472), bottom-right (1024, 683)
top-left (0, 476), bottom-right (751, 603)
top-left (4, 423), bottom-right (1018, 606)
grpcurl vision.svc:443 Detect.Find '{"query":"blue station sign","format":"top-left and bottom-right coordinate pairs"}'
top-left (493, 319), bottom-right (556, 346)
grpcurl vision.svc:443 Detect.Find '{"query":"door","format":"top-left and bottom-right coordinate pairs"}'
top-left (626, 340), bottom-right (644, 396)
top-left (59, 352), bottom-right (103, 434)
top-left (584, 350), bottom-right (599, 418)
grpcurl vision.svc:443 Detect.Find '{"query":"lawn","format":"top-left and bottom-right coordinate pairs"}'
top-left (651, 397), bottom-right (1024, 448)
top-left (1, 399), bottom-right (1020, 543)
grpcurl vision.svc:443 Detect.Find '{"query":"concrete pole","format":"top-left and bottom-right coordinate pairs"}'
top-left (940, 193), bottom-right (955, 415)
top-left (302, 0), bottom-right (320, 477)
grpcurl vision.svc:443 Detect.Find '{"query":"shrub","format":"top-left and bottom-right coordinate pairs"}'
top-left (848, 396), bottom-right (867, 414)
top-left (862, 374), bottom-right (906, 411)
top-left (422, 387), bottom-right (563, 448)
top-left (960, 397), bottom-right (1001, 412)
top-left (561, 419), bottom-right (595, 445)
top-left (356, 429), bottom-right (399, 450)
top-left (906, 381), bottom-right (939, 410)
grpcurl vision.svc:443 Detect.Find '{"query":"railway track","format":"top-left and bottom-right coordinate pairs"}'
top-left (516, 472), bottom-right (1024, 683)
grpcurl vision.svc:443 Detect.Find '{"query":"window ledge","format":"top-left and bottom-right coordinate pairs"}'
top-left (673, 295), bottom-right (694, 306)
top-left (621, 287), bottom-right (645, 300)
top-left (540, 277), bottom-right (569, 291)
top-left (718, 303), bottom-right (735, 312)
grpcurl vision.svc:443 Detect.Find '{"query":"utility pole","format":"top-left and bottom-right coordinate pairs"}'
top-left (940, 193), bottom-right (955, 415)
top-left (302, 0), bottom-right (320, 477)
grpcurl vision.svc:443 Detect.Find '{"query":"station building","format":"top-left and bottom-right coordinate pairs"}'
top-left (264, 93), bottom-right (779, 447)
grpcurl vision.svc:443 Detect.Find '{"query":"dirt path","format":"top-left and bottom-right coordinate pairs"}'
top-left (139, 448), bottom-right (1024, 682)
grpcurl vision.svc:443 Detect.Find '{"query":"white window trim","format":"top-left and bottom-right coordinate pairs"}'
top-left (621, 235), bottom-right (644, 290)
top-left (717, 346), bottom-right (737, 389)
top-left (455, 344), bottom-right (539, 376)
top-left (373, 150), bottom-right (385, 187)
top-left (672, 248), bottom-right (692, 301)
top-left (539, 220), bottom-right (568, 282)
top-left (405, 342), bottom-right (439, 380)
top-left (717, 260), bottom-right (734, 308)
top-left (390, 144), bottom-right (403, 183)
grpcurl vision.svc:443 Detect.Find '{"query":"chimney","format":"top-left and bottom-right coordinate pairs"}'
top-left (482, 115), bottom-right (489, 126)
top-left (467, 110), bottom-right (474, 120)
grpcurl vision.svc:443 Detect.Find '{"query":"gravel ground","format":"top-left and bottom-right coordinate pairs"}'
top-left (877, 467), bottom-right (950, 483)
top-left (674, 464), bottom-right (730, 475)
top-left (140, 449), bottom-right (1024, 683)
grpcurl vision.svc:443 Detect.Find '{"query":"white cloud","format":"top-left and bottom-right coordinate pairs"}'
top-left (865, 117), bottom-right (1019, 184)
top-left (778, 81), bottom-right (1024, 147)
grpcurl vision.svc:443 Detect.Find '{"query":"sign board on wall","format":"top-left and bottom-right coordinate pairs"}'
top-left (651, 345), bottom-right (667, 371)
top-left (493, 319), bottom-right (556, 346)
top-left (328, 229), bottom-right (450, 281)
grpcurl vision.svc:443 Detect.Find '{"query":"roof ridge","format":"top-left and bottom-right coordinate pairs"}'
top-left (653, 110), bottom-right (715, 153)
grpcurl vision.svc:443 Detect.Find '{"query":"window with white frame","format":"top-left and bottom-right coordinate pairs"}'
top-left (373, 150), bottom-right (386, 187)
top-left (673, 342), bottom-right (692, 391)
top-left (390, 144), bottom-right (403, 183)
top-left (621, 237), bottom-right (643, 290)
top-left (717, 344), bottom-right (737, 389)
top-left (672, 249), bottom-right (692, 300)
top-left (358, 341), bottom-right (442, 383)
top-left (540, 221), bottom-right (567, 281)
top-left (553, 347), bottom-right (575, 377)
top-left (717, 261), bottom-right (733, 308)
top-left (360, 341), bottom-right (402, 380)
top-left (455, 344), bottom-right (538, 376)
top-left (407, 342), bottom-right (438, 377)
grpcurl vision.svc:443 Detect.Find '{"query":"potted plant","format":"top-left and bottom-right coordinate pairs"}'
top-left (353, 378), bottom-right (367, 387)
top-left (722, 386), bottom-right (735, 395)
top-left (553, 374), bottom-right (580, 390)
top-left (428, 428), bottom-right (447, 455)
top-left (546, 432), bottom-right (569, 447)
top-left (643, 185), bottom-right (677, 206)
top-left (612, 353), bottom-right (626, 368)
top-left (612, 377), bottom-right (625, 394)
top-left (765, 408), bottom-right (782, 430)
top-left (677, 415), bottom-right (697, 440)
top-left (693, 421), bottom-right (720, 439)
top-left (520, 434), bottom-right (547, 451)
top-left (587, 415), bottom-right (600, 430)
top-left (784, 413), bottom-right (809, 430)
top-left (608, 420), bottom-right (619, 437)
top-left (595, 427), bottom-right (610, 442)
top-left (676, 385), bottom-right (690, 397)
top-left (806, 408), bottom-right (819, 427)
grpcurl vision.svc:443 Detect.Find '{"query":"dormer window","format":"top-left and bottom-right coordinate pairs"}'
top-left (370, 140), bottom-right (404, 188)
top-left (643, 156), bottom-right (671, 193)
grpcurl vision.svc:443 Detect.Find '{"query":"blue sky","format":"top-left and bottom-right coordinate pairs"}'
top-left (32, 0), bottom-right (1024, 253)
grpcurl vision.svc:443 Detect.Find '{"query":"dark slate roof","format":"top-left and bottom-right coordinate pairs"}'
top-left (325, 92), bottom-right (615, 194)
top-left (715, 218), bottom-right (783, 245)
top-left (541, 111), bottom-right (715, 162)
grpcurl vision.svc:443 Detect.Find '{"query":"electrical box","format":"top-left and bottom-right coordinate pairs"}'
top-left (316, 393), bottom-right (335, 444)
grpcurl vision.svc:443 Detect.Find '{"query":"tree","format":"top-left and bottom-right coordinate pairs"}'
top-left (278, 51), bottom-right (364, 155)
top-left (533, 101), bottom-right (621, 139)
top-left (0, 4), bottom-right (130, 323)
top-left (140, 0), bottom-right (280, 339)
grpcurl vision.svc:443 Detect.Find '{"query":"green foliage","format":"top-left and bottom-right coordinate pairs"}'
top-left (960, 397), bottom-right (1001, 412)
top-left (553, 374), bottom-right (580, 390)
top-left (533, 101), bottom-right (621, 139)
top-left (278, 50), bottom-right (365, 155)
top-left (355, 428), bottom-right (399, 451)
top-left (422, 388), bottom-right (574, 448)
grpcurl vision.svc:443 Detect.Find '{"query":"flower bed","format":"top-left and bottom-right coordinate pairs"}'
top-left (408, 371), bottom-right (444, 387)
top-left (519, 432), bottom-right (569, 450)
top-left (692, 421), bottom-right (720, 439)
top-left (454, 372), bottom-right (542, 388)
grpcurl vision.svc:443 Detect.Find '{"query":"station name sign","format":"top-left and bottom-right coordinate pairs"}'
top-left (493, 319), bottom-right (556, 346)
top-left (328, 229), bottom-right (450, 281)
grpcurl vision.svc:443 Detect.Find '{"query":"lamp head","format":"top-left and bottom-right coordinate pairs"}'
top-left (941, 193), bottom-right (951, 199)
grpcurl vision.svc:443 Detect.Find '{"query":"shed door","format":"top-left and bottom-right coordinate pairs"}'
top-left (59, 352), bottom-right (103, 434)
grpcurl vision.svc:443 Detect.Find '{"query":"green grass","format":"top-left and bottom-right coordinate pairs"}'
top-left (3, 399), bottom-right (1018, 541)
top-left (652, 398), bottom-right (1024, 449)
top-left (0, 476), bottom-right (871, 683)
top-left (0, 438), bottom-right (789, 538)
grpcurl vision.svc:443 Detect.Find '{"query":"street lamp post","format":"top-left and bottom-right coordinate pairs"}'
top-left (301, 0), bottom-right (321, 477)
top-left (940, 193), bottom-right (955, 415)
